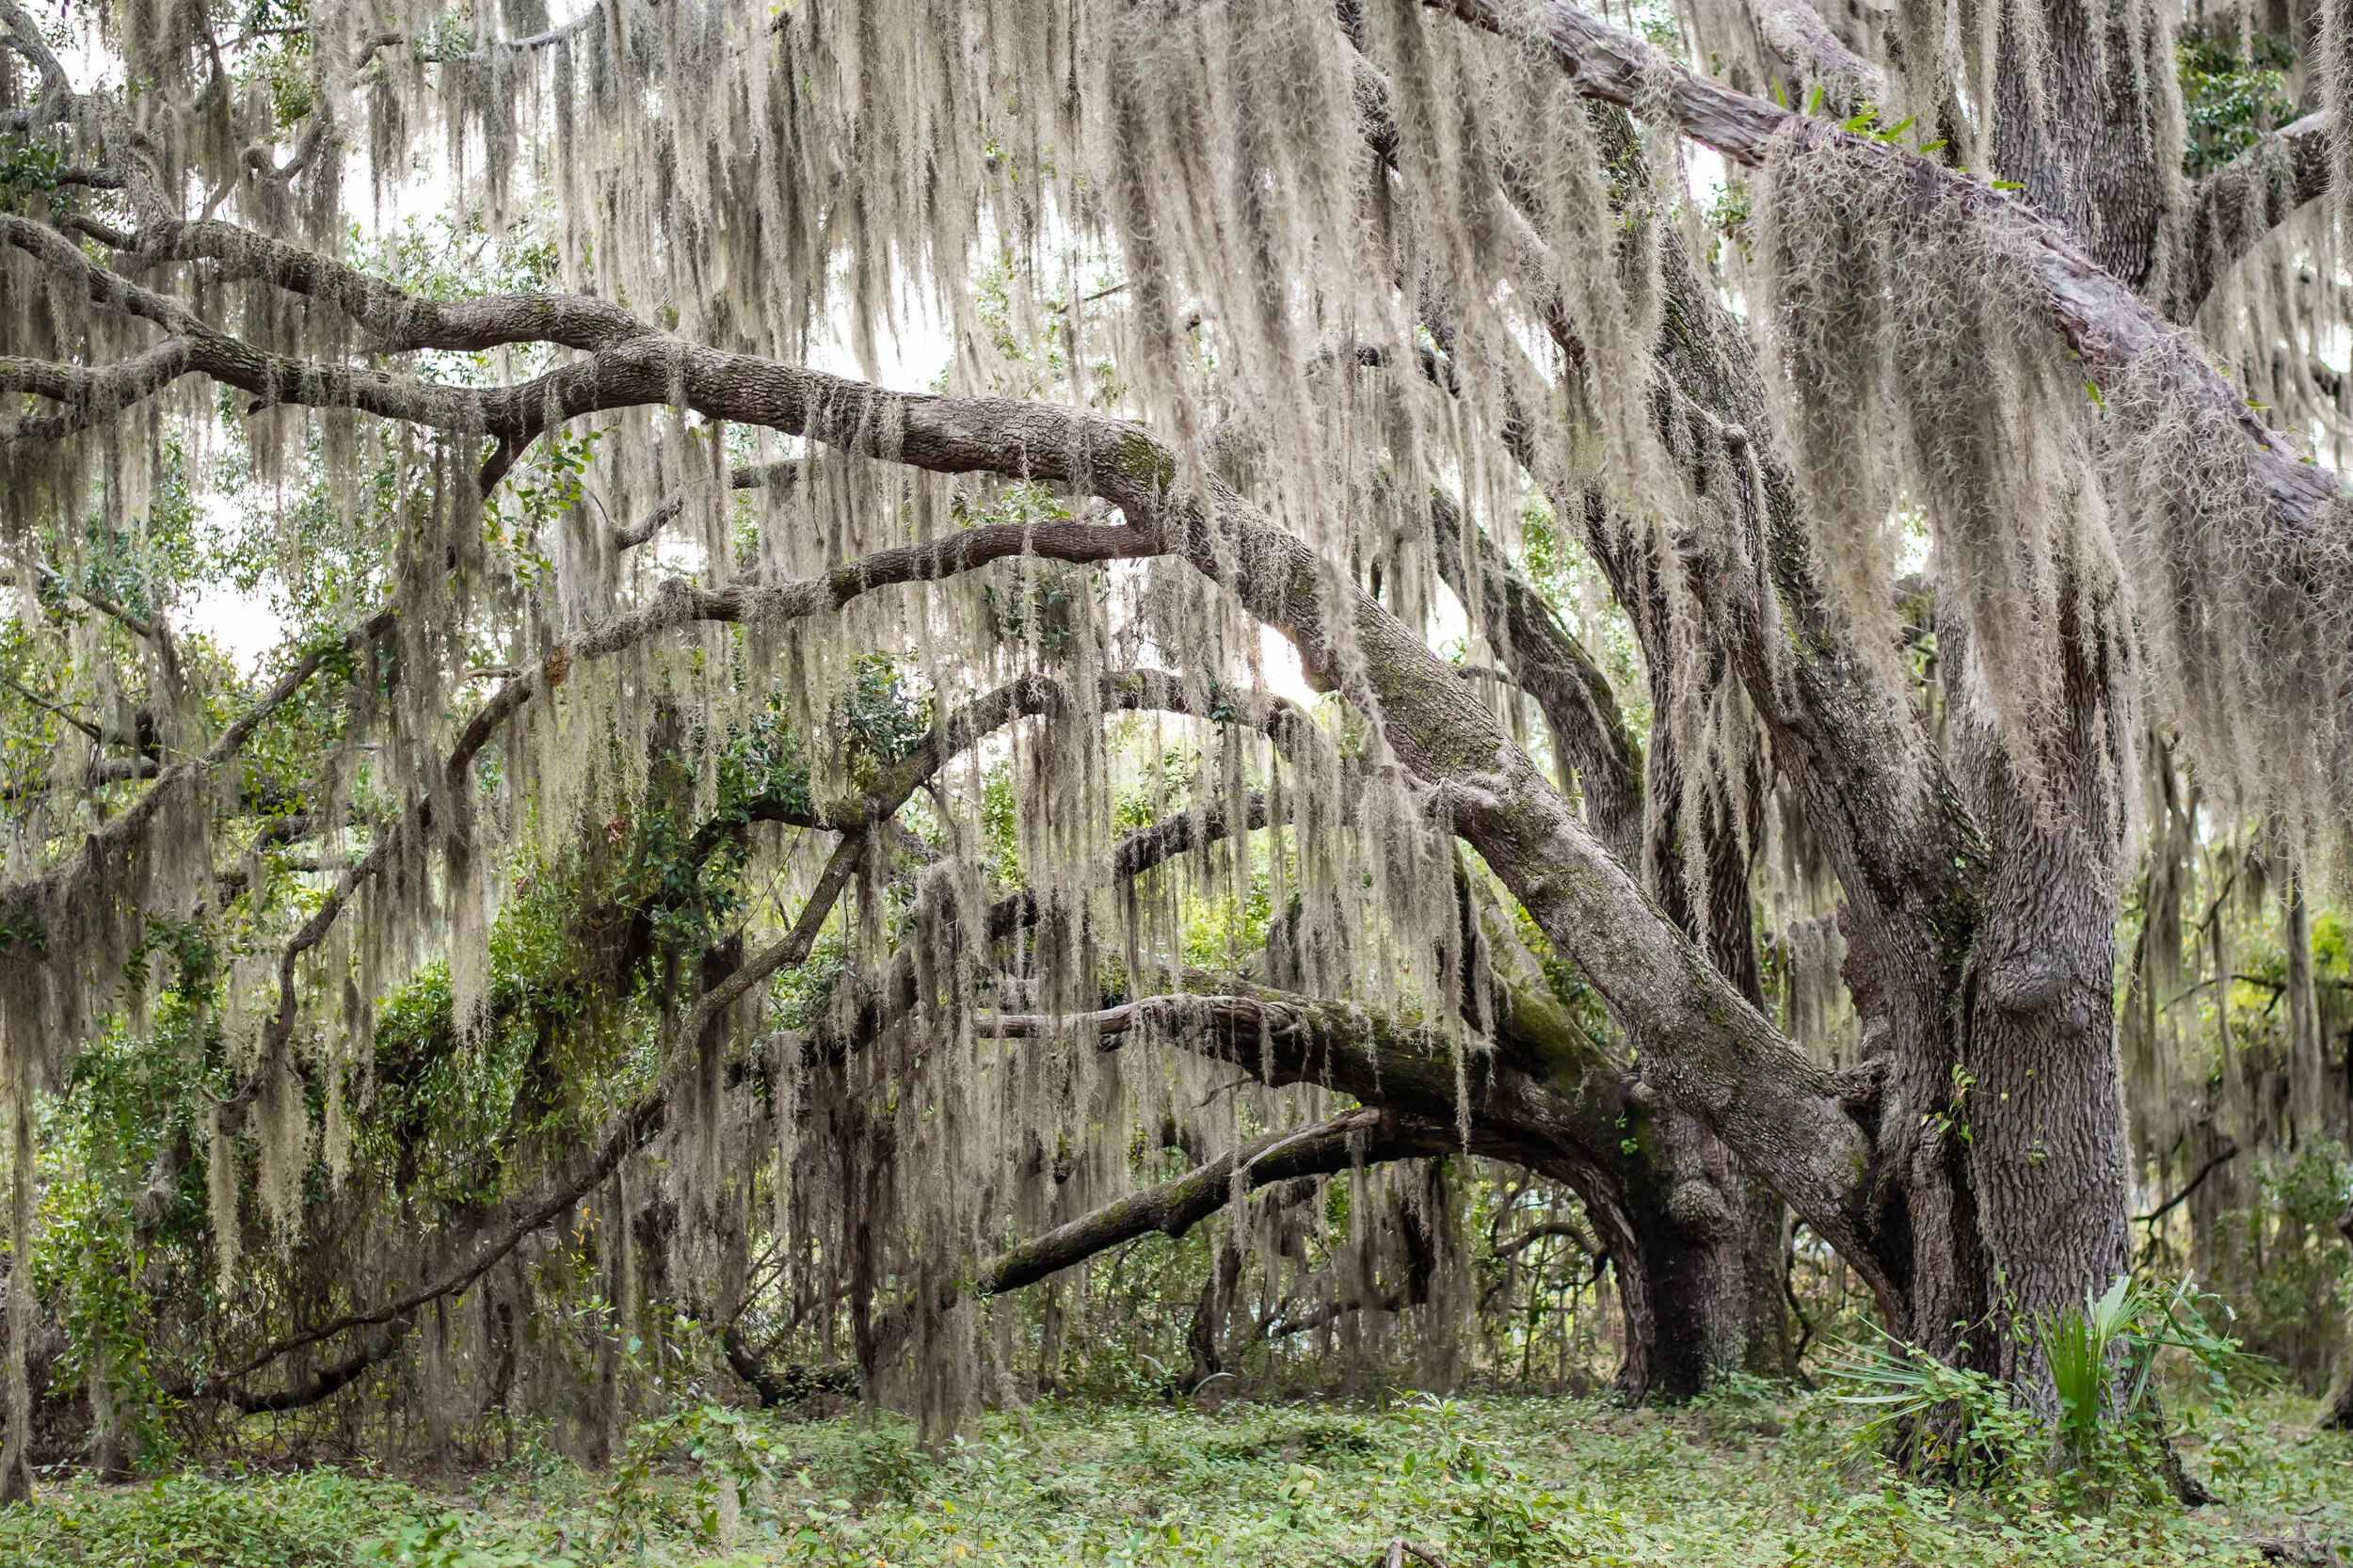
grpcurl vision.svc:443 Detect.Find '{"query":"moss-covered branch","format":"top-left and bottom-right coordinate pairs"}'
top-left (974, 1110), bottom-right (1459, 1299)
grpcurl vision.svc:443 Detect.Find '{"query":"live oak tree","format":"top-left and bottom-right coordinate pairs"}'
top-left (0, 0), bottom-right (2350, 1491)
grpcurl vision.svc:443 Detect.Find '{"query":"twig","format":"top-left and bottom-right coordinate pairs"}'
top-left (4, 546), bottom-right (159, 640)
top-left (2134, 1141), bottom-right (2239, 1227)
top-left (0, 675), bottom-right (102, 743)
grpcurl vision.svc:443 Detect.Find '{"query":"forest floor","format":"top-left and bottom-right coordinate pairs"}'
top-left (1, 1384), bottom-right (2347, 1566)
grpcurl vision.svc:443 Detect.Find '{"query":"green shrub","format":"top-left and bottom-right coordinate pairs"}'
top-left (0, 1469), bottom-right (428, 1568)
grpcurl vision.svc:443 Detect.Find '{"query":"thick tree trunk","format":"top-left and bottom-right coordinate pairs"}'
top-left (1948, 609), bottom-right (2133, 1392)
top-left (1992, 0), bottom-right (2172, 295)
top-left (1182, 1241), bottom-right (1244, 1394)
top-left (1642, 708), bottom-right (1796, 1384)
top-left (1628, 1103), bottom-right (1798, 1387)
top-left (1499, 101), bottom-right (1993, 1374)
top-left (1973, 0), bottom-right (2162, 1389)
top-left (1591, 198), bottom-right (1984, 1368)
top-left (2, 1093), bottom-right (32, 1506)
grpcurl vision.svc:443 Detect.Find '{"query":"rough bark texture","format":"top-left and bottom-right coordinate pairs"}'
top-left (2178, 113), bottom-right (2332, 320)
top-left (2, 1093), bottom-right (30, 1504)
top-left (1976, 0), bottom-right (2161, 1388)
top-left (1426, 487), bottom-right (1792, 1384)
top-left (1950, 615), bottom-right (2134, 1388)
top-left (1992, 0), bottom-right (2172, 293)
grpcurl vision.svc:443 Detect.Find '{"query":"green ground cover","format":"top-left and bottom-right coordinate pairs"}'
top-left (2, 1386), bottom-right (2346, 1567)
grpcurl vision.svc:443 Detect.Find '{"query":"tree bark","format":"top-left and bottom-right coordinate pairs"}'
top-left (1950, 652), bottom-right (2133, 1389)
top-left (3, 1092), bottom-right (32, 1505)
top-left (2326, 1203), bottom-right (2353, 1431)
top-left (1977, 0), bottom-right (2172, 1391)
top-left (1992, 0), bottom-right (2173, 294)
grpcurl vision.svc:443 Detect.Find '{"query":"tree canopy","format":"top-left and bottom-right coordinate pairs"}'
top-left (0, 0), bottom-right (2348, 1496)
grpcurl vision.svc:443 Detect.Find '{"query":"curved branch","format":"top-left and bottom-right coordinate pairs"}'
top-left (0, 342), bottom-right (199, 441)
top-left (126, 218), bottom-right (652, 354)
top-left (977, 979), bottom-right (1604, 1178)
top-left (447, 519), bottom-right (1165, 786)
top-left (0, 0), bottom-right (73, 127)
top-left (855, 1106), bottom-right (1463, 1367)
top-left (2178, 112), bottom-right (2333, 321)
top-left (1493, 1218), bottom-right (1596, 1258)
top-left (2132, 1140), bottom-right (2238, 1226)
top-left (976, 1109), bottom-right (1459, 1298)
top-left (613, 458), bottom-right (800, 551)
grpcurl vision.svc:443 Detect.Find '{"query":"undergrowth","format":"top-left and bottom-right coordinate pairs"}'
top-left (1, 1385), bottom-right (2345, 1566)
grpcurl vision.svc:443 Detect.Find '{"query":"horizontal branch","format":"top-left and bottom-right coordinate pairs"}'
top-left (1492, 1218), bottom-right (1595, 1258)
top-left (0, 341), bottom-right (193, 439)
top-left (447, 520), bottom-right (1164, 786)
top-left (975, 1109), bottom-right (1458, 1298)
top-left (973, 977), bottom-right (1601, 1176)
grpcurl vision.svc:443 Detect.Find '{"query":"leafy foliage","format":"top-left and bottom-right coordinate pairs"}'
top-left (1823, 1326), bottom-right (2038, 1488)
top-left (2178, 26), bottom-right (2299, 177)
top-left (6, 1388), bottom-right (2347, 1565)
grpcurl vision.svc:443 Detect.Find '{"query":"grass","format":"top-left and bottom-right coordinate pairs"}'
top-left (1, 1385), bottom-right (2347, 1566)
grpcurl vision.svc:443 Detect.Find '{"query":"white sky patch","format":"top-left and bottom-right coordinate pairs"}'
top-left (177, 493), bottom-right (284, 671)
top-left (1686, 146), bottom-right (1728, 212)
top-left (1257, 626), bottom-right (1321, 708)
top-left (184, 578), bottom-right (286, 668)
top-left (1431, 576), bottom-right (1471, 657)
